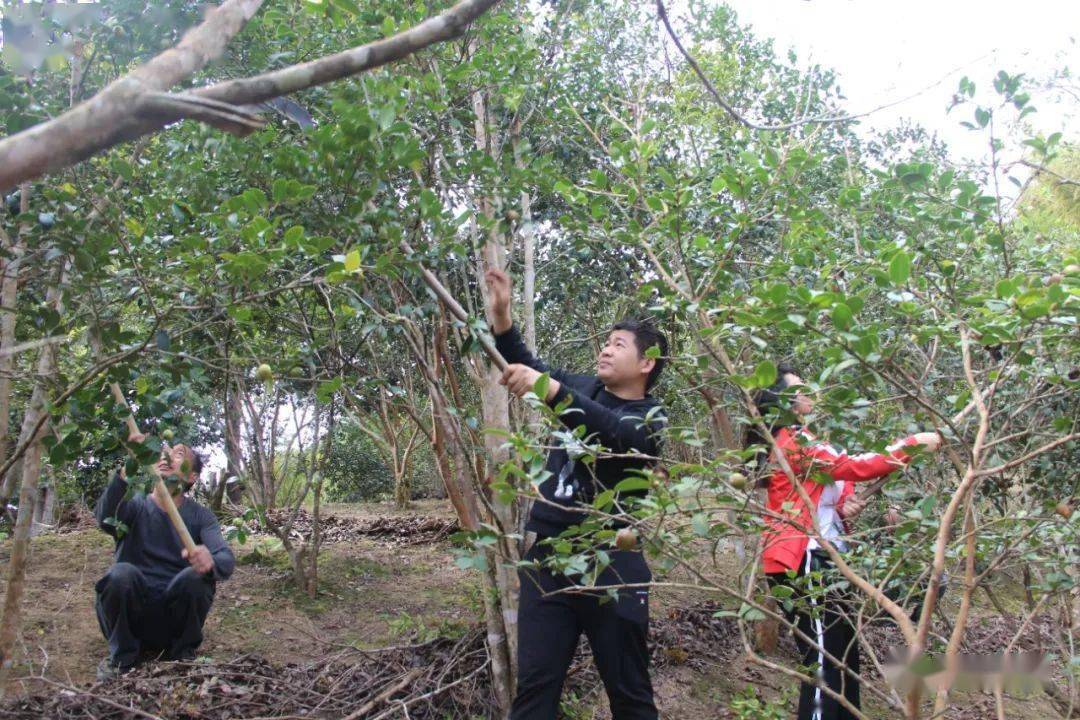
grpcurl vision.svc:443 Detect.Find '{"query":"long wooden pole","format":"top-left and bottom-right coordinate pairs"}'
top-left (89, 324), bottom-right (197, 554)
top-left (400, 239), bottom-right (508, 372)
top-left (105, 382), bottom-right (197, 555)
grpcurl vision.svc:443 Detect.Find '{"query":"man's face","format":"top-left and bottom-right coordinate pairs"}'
top-left (596, 329), bottom-right (653, 389)
top-left (156, 443), bottom-right (195, 487)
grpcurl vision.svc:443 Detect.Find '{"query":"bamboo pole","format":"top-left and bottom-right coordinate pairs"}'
top-left (105, 382), bottom-right (197, 555)
top-left (400, 239), bottom-right (508, 371)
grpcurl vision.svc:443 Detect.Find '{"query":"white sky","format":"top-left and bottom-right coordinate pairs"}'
top-left (719, 0), bottom-right (1079, 163)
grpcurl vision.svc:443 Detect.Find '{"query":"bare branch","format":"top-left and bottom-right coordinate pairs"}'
top-left (0, 0), bottom-right (502, 191)
top-left (0, 0), bottom-right (265, 191)
top-left (977, 432), bottom-right (1079, 477)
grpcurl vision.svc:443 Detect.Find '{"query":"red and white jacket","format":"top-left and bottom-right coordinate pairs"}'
top-left (761, 426), bottom-right (918, 574)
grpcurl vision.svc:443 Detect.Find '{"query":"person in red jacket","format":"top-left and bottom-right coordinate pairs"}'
top-left (749, 364), bottom-right (941, 720)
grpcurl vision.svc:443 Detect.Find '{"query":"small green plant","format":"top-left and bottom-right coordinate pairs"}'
top-left (558, 691), bottom-right (596, 719)
top-left (385, 611), bottom-right (468, 643)
top-left (729, 685), bottom-right (789, 720)
top-left (223, 507), bottom-right (257, 544)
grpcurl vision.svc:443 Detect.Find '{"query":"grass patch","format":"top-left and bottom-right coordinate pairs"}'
top-left (382, 610), bottom-right (470, 643)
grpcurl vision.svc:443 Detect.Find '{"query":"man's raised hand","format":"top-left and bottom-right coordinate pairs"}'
top-left (119, 431), bottom-right (148, 479)
top-left (500, 363), bottom-right (560, 402)
top-left (484, 268), bottom-right (513, 334)
top-left (182, 545), bottom-right (214, 575)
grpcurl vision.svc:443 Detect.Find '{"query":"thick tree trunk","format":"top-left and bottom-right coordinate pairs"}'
top-left (429, 408), bottom-right (449, 501)
top-left (0, 190), bottom-right (28, 510)
top-left (210, 469), bottom-right (228, 513)
top-left (513, 123), bottom-right (538, 354)
top-left (415, 314), bottom-right (510, 712)
top-left (30, 475), bottom-right (56, 537)
top-left (393, 465), bottom-right (411, 509)
top-left (469, 88), bottom-right (520, 706)
top-left (224, 379), bottom-right (245, 483)
top-left (0, 263), bottom-right (65, 693)
top-left (512, 124), bottom-right (539, 531)
top-left (284, 540), bottom-right (315, 598)
top-left (0, 390), bottom-right (50, 687)
top-left (429, 388), bottom-right (481, 529)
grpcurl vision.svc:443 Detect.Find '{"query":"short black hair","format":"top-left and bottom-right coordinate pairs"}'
top-left (189, 448), bottom-right (205, 477)
top-left (750, 362), bottom-right (800, 425)
top-left (744, 362), bottom-right (801, 480)
top-left (177, 445), bottom-right (204, 487)
top-left (611, 318), bottom-right (668, 390)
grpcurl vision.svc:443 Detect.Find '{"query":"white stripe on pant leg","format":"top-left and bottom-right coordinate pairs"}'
top-left (805, 550), bottom-right (824, 720)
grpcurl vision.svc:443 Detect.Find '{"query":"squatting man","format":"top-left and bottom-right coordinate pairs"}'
top-left (95, 435), bottom-right (235, 679)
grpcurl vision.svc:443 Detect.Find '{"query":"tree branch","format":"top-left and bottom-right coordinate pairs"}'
top-left (0, 0), bottom-right (502, 191)
top-left (0, 0), bottom-right (265, 191)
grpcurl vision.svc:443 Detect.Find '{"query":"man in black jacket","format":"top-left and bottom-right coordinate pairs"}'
top-left (95, 435), bottom-right (235, 679)
top-left (486, 268), bottom-right (667, 720)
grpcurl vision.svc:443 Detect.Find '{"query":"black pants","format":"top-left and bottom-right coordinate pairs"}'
top-left (510, 543), bottom-right (657, 720)
top-left (95, 562), bottom-right (215, 669)
top-left (768, 551), bottom-right (860, 720)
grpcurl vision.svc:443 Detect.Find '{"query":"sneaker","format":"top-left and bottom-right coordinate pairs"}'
top-left (96, 656), bottom-right (133, 682)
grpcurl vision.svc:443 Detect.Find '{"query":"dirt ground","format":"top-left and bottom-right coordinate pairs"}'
top-left (0, 499), bottom-right (1067, 719)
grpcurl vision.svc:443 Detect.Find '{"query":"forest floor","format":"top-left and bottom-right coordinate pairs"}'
top-left (0, 499), bottom-right (1066, 719)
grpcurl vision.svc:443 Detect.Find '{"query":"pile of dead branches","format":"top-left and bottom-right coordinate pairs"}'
top-left (52, 505), bottom-right (98, 535)
top-left (1, 629), bottom-right (489, 720)
top-left (355, 515), bottom-right (459, 546)
top-left (561, 600), bottom-right (744, 701)
top-left (650, 602), bottom-right (743, 669)
top-left (255, 509), bottom-right (458, 547)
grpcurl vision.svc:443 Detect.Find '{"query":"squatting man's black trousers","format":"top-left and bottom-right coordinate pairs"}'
top-left (95, 562), bottom-right (215, 669)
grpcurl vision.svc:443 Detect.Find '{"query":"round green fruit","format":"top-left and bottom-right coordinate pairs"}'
top-left (255, 363), bottom-right (273, 381)
top-left (729, 472), bottom-right (748, 490)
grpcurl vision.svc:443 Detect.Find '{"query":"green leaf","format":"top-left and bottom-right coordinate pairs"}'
top-left (738, 602), bottom-right (766, 622)
top-left (344, 250), bottom-right (361, 272)
top-left (419, 189), bottom-right (441, 218)
top-left (613, 478), bottom-right (652, 493)
top-left (316, 378), bottom-right (343, 403)
top-left (889, 251), bottom-right (912, 285)
top-left (271, 178), bottom-right (290, 203)
top-left (284, 225), bottom-right (305, 246)
top-left (377, 105), bottom-right (395, 131)
top-left (832, 302), bottom-right (853, 330)
top-left (752, 360), bottom-right (777, 389)
top-left (531, 372), bottom-right (550, 402)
